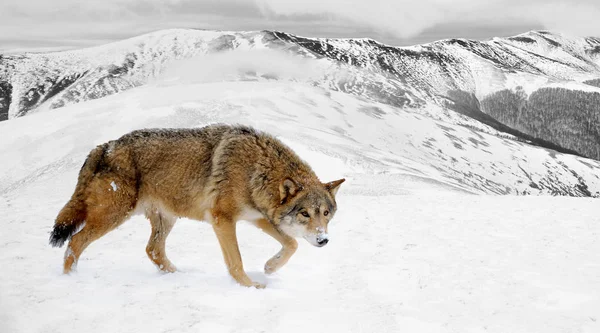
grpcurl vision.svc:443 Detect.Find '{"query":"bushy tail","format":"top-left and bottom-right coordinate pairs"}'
top-left (49, 145), bottom-right (106, 247)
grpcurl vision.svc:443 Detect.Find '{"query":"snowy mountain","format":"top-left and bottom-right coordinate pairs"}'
top-left (1, 29), bottom-right (600, 197)
top-left (2, 29), bottom-right (600, 159)
top-left (3, 29), bottom-right (600, 118)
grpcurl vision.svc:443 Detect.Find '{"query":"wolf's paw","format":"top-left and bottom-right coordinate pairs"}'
top-left (264, 258), bottom-right (280, 275)
top-left (163, 266), bottom-right (177, 273)
top-left (252, 281), bottom-right (266, 289)
top-left (157, 262), bottom-right (177, 273)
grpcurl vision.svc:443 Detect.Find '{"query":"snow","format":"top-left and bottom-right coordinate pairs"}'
top-left (1, 60), bottom-right (600, 333)
top-left (2, 183), bottom-right (599, 332)
top-left (543, 81), bottom-right (600, 94)
top-left (110, 181), bottom-right (118, 192)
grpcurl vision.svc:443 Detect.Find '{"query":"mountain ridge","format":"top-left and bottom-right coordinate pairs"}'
top-left (2, 28), bottom-right (600, 160)
top-left (3, 28), bottom-right (600, 116)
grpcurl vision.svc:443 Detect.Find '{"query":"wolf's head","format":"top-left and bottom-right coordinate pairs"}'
top-left (274, 178), bottom-right (345, 247)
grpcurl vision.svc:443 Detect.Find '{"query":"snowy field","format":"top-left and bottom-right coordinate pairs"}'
top-left (1, 70), bottom-right (600, 332)
top-left (2, 185), bottom-right (599, 333)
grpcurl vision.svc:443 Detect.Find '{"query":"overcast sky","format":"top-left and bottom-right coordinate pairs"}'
top-left (2, 0), bottom-right (599, 52)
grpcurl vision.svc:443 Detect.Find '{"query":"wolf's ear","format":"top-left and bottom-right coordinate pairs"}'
top-left (324, 178), bottom-right (345, 197)
top-left (279, 178), bottom-right (300, 204)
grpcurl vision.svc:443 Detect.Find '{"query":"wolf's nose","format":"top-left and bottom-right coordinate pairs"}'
top-left (317, 238), bottom-right (329, 246)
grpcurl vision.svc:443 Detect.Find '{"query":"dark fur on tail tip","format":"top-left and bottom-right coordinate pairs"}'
top-left (49, 223), bottom-right (77, 247)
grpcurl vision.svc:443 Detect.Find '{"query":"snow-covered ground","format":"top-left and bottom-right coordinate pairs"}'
top-left (1, 68), bottom-right (600, 332)
top-left (2, 184), bottom-right (599, 333)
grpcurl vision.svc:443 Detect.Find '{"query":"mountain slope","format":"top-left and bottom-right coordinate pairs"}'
top-left (2, 29), bottom-right (600, 160)
top-left (1, 77), bottom-right (599, 199)
top-left (268, 30), bottom-right (600, 159)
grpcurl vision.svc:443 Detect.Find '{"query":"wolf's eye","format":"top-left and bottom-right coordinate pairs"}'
top-left (324, 210), bottom-right (329, 216)
top-left (301, 211), bottom-right (310, 218)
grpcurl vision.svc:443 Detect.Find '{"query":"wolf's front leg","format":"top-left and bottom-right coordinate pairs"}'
top-left (253, 218), bottom-right (298, 274)
top-left (212, 219), bottom-right (265, 289)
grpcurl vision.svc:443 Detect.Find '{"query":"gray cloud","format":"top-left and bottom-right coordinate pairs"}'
top-left (1, 0), bottom-right (599, 52)
top-left (256, 0), bottom-right (600, 38)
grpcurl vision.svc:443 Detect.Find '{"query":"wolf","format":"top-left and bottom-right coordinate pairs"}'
top-left (49, 124), bottom-right (344, 288)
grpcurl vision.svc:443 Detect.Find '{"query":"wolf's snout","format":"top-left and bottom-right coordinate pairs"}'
top-left (317, 238), bottom-right (329, 246)
top-left (316, 237), bottom-right (329, 247)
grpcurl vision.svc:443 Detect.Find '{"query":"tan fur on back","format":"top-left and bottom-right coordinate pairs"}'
top-left (111, 124), bottom-right (320, 221)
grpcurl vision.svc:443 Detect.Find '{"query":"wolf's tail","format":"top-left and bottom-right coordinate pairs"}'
top-left (49, 144), bottom-right (106, 247)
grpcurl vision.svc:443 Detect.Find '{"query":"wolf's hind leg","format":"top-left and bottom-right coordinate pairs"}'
top-left (145, 209), bottom-right (177, 273)
top-left (212, 215), bottom-right (265, 288)
top-left (63, 177), bottom-right (136, 273)
top-left (63, 174), bottom-right (136, 274)
top-left (253, 218), bottom-right (298, 275)
top-left (63, 222), bottom-right (112, 274)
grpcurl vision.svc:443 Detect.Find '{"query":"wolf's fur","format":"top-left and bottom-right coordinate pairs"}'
top-left (50, 124), bottom-right (344, 288)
